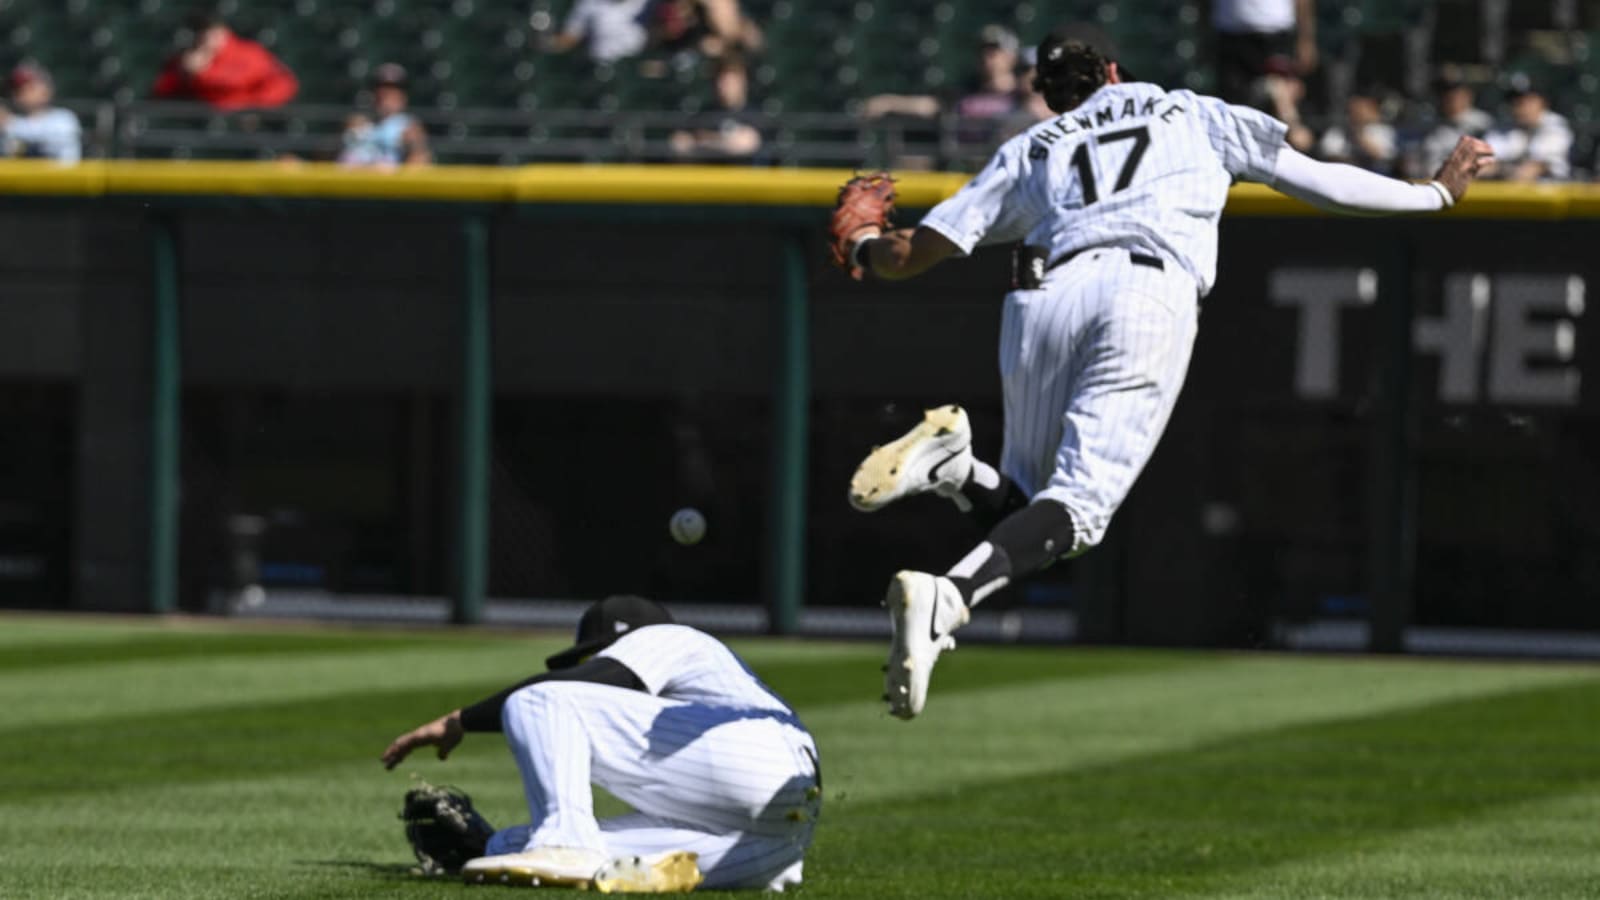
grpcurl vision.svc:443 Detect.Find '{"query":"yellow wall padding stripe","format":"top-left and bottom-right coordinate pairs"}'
top-left (0, 160), bottom-right (1596, 219)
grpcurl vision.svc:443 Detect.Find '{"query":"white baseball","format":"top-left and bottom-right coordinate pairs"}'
top-left (669, 508), bottom-right (707, 545)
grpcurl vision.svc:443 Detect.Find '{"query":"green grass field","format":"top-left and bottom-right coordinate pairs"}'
top-left (4, 614), bottom-right (1600, 899)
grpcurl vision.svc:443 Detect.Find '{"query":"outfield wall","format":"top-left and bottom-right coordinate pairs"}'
top-left (0, 162), bottom-right (1596, 648)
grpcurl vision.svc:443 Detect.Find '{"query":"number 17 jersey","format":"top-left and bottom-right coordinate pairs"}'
top-left (919, 81), bottom-right (1288, 296)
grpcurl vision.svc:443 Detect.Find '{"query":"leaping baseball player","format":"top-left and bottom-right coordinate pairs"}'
top-left (380, 595), bottom-right (822, 892)
top-left (827, 24), bottom-right (1494, 720)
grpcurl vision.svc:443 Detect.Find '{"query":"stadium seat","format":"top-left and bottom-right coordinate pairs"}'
top-left (0, 0), bottom-right (1588, 166)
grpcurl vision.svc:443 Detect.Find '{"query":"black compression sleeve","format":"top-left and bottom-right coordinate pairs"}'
top-left (457, 656), bottom-right (646, 732)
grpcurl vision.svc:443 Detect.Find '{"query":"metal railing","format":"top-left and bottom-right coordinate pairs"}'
top-left (40, 97), bottom-right (1600, 177)
top-left (57, 99), bottom-right (1035, 170)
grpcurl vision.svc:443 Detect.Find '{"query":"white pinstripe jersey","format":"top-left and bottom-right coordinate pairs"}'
top-left (920, 81), bottom-right (1289, 296)
top-left (598, 624), bottom-right (798, 717)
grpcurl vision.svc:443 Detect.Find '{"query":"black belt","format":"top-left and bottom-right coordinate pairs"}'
top-left (1011, 245), bottom-right (1166, 290)
top-left (1047, 248), bottom-right (1165, 273)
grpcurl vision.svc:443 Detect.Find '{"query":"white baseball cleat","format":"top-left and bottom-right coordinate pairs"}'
top-left (849, 405), bottom-right (973, 512)
top-left (594, 850), bottom-right (704, 894)
top-left (461, 846), bottom-right (703, 893)
top-left (883, 571), bottom-right (969, 720)
top-left (460, 846), bottom-right (608, 888)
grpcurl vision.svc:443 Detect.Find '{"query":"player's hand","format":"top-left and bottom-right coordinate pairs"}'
top-left (1432, 136), bottom-right (1495, 204)
top-left (381, 709), bottom-right (465, 770)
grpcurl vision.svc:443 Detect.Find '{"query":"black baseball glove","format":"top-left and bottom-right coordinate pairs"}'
top-left (399, 782), bottom-right (496, 876)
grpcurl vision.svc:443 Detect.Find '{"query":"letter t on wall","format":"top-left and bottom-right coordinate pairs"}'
top-left (1270, 268), bottom-right (1378, 399)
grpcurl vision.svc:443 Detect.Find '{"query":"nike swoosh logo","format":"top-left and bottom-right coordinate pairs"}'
top-left (927, 586), bottom-right (943, 643)
top-left (926, 445), bottom-right (970, 483)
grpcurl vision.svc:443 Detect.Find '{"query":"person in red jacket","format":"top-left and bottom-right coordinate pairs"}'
top-left (151, 13), bottom-right (298, 109)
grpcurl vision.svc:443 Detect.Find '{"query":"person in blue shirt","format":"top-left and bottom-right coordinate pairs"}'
top-left (0, 63), bottom-right (81, 163)
top-left (339, 63), bottom-right (430, 169)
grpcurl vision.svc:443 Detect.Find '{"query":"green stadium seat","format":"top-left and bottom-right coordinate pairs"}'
top-left (0, 0), bottom-right (1580, 165)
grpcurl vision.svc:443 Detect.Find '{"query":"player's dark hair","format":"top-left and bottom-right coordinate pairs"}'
top-left (1033, 39), bottom-right (1108, 113)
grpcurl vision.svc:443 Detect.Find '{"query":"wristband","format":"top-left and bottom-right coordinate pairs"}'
top-left (851, 235), bottom-right (877, 270)
top-left (1427, 180), bottom-right (1455, 209)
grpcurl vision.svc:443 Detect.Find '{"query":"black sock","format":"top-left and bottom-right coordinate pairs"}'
top-left (946, 500), bottom-right (1078, 606)
top-left (958, 458), bottom-right (1028, 530)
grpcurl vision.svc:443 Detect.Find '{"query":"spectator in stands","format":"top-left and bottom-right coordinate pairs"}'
top-left (1318, 88), bottom-right (1396, 173)
top-left (650, 0), bottom-right (764, 69)
top-left (0, 63), bottom-right (80, 163)
top-left (997, 47), bottom-right (1054, 141)
top-left (646, 0), bottom-right (763, 110)
top-left (668, 53), bottom-right (761, 161)
top-left (152, 12), bottom-right (298, 110)
top-left (861, 24), bottom-right (1025, 123)
top-left (1485, 75), bottom-right (1573, 182)
top-left (1213, 0), bottom-right (1317, 105)
top-left (1417, 77), bottom-right (1492, 176)
top-left (541, 0), bottom-right (652, 65)
top-left (861, 24), bottom-right (1027, 169)
top-left (339, 64), bottom-right (430, 169)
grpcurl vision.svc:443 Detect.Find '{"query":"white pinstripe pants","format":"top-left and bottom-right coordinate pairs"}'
top-left (998, 249), bottom-right (1200, 553)
top-left (485, 681), bottom-right (821, 891)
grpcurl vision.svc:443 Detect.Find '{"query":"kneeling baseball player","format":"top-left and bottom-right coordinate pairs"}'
top-left (828, 24), bottom-right (1495, 720)
top-left (381, 595), bottom-right (822, 892)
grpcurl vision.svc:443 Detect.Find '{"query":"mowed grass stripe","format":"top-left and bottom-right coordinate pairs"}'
top-left (1209, 784), bottom-right (1600, 899)
top-left (0, 646), bottom-right (1199, 797)
top-left (0, 615), bottom-right (183, 646)
top-left (0, 631), bottom-right (484, 672)
top-left (4, 640), bottom-right (1587, 803)
top-left (0, 625), bottom-right (1195, 732)
top-left (0, 639), bottom-right (875, 730)
top-left (0, 643), bottom-right (560, 730)
top-left (807, 654), bottom-right (1599, 804)
top-left (5, 662), bottom-right (1599, 898)
top-left (7, 618), bottom-right (1600, 899)
top-left (803, 678), bottom-right (1600, 899)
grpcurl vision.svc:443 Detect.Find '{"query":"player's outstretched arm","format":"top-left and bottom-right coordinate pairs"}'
top-left (1268, 136), bottom-right (1494, 216)
top-left (381, 709), bottom-right (465, 770)
top-left (860, 226), bottom-right (961, 281)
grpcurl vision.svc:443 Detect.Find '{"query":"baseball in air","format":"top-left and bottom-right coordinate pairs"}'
top-left (669, 508), bottom-right (707, 545)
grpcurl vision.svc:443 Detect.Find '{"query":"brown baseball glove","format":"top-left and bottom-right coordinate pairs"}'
top-left (829, 172), bottom-right (896, 280)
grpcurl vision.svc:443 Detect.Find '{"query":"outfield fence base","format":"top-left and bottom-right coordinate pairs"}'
top-left (227, 589), bottom-right (1079, 644)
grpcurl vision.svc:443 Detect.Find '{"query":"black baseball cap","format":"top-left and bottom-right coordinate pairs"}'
top-left (545, 595), bottom-right (674, 670)
top-left (1505, 71), bottom-right (1542, 99)
top-left (1038, 22), bottom-right (1134, 82)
